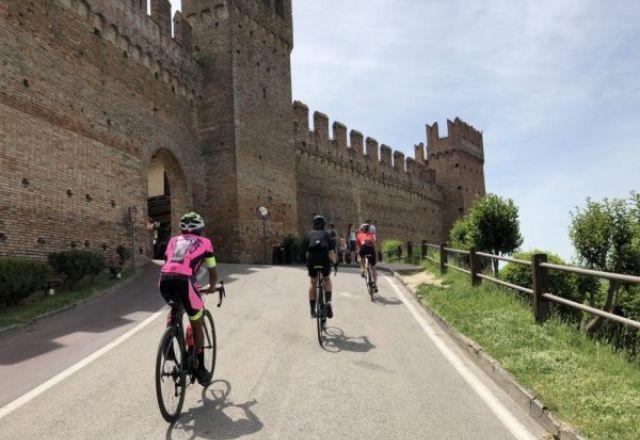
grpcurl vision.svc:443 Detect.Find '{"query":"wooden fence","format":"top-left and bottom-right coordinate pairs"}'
top-left (390, 241), bottom-right (640, 330)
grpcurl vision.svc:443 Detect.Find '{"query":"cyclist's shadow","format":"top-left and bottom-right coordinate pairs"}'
top-left (166, 379), bottom-right (263, 440)
top-left (322, 326), bottom-right (376, 354)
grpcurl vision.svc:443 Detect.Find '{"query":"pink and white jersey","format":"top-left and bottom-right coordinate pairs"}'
top-left (161, 234), bottom-right (216, 277)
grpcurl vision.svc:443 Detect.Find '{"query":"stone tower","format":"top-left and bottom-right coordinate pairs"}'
top-left (427, 118), bottom-right (486, 238)
top-left (182, 0), bottom-right (297, 262)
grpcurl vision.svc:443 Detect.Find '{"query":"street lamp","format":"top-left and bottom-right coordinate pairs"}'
top-left (256, 206), bottom-right (269, 264)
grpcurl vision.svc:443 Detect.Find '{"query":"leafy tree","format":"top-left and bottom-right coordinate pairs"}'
top-left (449, 194), bottom-right (523, 275)
top-left (570, 197), bottom-right (640, 335)
top-left (449, 216), bottom-right (472, 250)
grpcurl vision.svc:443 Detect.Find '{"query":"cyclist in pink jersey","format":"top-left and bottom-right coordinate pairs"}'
top-left (159, 212), bottom-right (218, 384)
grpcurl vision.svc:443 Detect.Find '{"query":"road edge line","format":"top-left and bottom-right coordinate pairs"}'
top-left (0, 309), bottom-right (164, 420)
top-left (385, 275), bottom-right (539, 440)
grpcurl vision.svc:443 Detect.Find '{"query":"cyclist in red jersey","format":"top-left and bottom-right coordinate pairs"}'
top-left (356, 223), bottom-right (378, 292)
top-left (159, 212), bottom-right (218, 385)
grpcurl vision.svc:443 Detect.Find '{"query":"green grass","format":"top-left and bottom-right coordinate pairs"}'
top-left (0, 269), bottom-right (139, 329)
top-left (417, 261), bottom-right (640, 439)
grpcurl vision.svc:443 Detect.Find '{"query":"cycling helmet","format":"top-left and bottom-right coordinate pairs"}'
top-left (312, 215), bottom-right (326, 230)
top-left (360, 223), bottom-right (370, 233)
top-left (179, 212), bottom-right (205, 235)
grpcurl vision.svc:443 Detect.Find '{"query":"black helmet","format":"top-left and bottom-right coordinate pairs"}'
top-left (360, 223), bottom-right (370, 233)
top-left (312, 215), bottom-right (326, 230)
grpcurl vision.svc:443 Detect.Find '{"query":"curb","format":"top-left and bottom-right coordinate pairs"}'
top-left (0, 272), bottom-right (141, 338)
top-left (388, 269), bottom-right (587, 440)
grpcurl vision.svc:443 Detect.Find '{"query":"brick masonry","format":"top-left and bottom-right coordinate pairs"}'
top-left (0, 0), bottom-right (485, 264)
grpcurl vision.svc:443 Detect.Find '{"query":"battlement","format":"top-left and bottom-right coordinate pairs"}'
top-left (56, 0), bottom-right (201, 99)
top-left (292, 101), bottom-right (438, 191)
top-left (183, 0), bottom-right (293, 47)
top-left (426, 117), bottom-right (484, 161)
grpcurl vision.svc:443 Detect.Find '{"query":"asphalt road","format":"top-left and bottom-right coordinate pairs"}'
top-left (0, 264), bottom-right (545, 439)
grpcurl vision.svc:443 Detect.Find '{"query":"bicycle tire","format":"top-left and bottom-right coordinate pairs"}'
top-left (200, 309), bottom-right (217, 386)
top-left (155, 326), bottom-right (186, 423)
top-left (316, 278), bottom-right (325, 347)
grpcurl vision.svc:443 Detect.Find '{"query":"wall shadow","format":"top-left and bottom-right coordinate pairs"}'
top-left (0, 263), bottom-right (259, 365)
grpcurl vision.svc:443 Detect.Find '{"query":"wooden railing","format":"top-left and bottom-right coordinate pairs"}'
top-left (394, 241), bottom-right (640, 330)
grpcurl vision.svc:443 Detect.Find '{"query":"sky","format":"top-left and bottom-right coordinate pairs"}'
top-left (170, 0), bottom-right (640, 261)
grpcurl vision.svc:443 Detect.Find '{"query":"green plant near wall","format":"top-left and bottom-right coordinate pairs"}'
top-left (48, 250), bottom-right (105, 288)
top-left (0, 259), bottom-right (53, 309)
top-left (381, 239), bottom-right (402, 259)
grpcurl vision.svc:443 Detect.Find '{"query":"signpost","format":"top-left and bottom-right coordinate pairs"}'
top-left (256, 206), bottom-right (269, 264)
top-left (128, 206), bottom-right (138, 272)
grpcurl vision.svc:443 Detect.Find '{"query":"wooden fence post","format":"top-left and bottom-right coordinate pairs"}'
top-left (532, 253), bottom-right (550, 322)
top-left (397, 245), bottom-right (403, 259)
top-left (421, 241), bottom-right (427, 260)
top-left (407, 241), bottom-right (413, 259)
top-left (439, 243), bottom-right (447, 274)
top-left (469, 248), bottom-right (481, 286)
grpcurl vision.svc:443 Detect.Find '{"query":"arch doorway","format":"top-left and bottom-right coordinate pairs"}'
top-left (146, 149), bottom-right (188, 259)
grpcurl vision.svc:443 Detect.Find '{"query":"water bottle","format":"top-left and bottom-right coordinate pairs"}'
top-left (185, 325), bottom-right (194, 348)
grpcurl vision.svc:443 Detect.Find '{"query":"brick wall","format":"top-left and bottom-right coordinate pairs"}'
top-left (0, 0), bottom-right (201, 265)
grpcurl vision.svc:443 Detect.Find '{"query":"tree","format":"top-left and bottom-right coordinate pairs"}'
top-left (450, 194), bottom-right (523, 275)
top-left (570, 197), bottom-right (640, 335)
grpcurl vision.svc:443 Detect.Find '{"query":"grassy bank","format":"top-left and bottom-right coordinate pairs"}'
top-left (417, 261), bottom-right (640, 439)
top-left (0, 269), bottom-right (138, 329)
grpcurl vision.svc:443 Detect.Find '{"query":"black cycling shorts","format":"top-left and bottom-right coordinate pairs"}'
top-left (307, 259), bottom-right (331, 278)
top-left (159, 275), bottom-right (204, 320)
top-left (359, 245), bottom-right (377, 266)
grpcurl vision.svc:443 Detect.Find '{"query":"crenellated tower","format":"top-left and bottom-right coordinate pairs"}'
top-left (427, 118), bottom-right (486, 238)
top-left (182, 0), bottom-right (297, 262)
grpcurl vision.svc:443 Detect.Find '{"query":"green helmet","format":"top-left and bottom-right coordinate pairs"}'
top-left (179, 212), bottom-right (204, 234)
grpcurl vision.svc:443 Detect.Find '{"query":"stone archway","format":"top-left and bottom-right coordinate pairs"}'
top-left (146, 149), bottom-right (189, 259)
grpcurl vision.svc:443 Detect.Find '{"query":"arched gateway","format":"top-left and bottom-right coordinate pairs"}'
top-left (145, 149), bottom-right (189, 259)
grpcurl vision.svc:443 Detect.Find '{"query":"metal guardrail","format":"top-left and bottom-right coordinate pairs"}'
top-left (416, 242), bottom-right (640, 329)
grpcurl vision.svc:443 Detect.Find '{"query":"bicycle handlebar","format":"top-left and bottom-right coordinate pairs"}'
top-left (199, 280), bottom-right (226, 307)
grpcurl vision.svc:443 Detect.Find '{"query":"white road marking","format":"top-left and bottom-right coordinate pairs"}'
top-left (0, 310), bottom-right (164, 420)
top-left (385, 276), bottom-right (537, 440)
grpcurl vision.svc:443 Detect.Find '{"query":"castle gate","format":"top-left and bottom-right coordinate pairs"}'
top-left (145, 149), bottom-right (188, 259)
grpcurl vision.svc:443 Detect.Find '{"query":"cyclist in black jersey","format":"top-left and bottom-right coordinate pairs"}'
top-left (304, 215), bottom-right (334, 319)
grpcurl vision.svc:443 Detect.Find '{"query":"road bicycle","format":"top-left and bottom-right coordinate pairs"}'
top-left (314, 266), bottom-right (329, 347)
top-left (155, 281), bottom-right (226, 423)
top-left (364, 255), bottom-right (376, 301)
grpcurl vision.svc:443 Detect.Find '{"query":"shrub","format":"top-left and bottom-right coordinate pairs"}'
top-left (116, 245), bottom-right (131, 267)
top-left (502, 250), bottom-right (583, 322)
top-left (381, 239), bottom-right (402, 259)
top-left (48, 250), bottom-right (105, 287)
top-left (0, 259), bottom-right (53, 308)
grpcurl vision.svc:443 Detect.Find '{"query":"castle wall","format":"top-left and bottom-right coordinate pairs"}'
top-left (0, 0), bottom-right (202, 264)
top-left (293, 102), bottom-right (444, 245)
top-left (0, 0), bottom-right (486, 264)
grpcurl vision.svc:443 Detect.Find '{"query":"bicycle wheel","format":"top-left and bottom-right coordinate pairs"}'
top-left (200, 310), bottom-right (217, 386)
top-left (316, 291), bottom-right (325, 347)
top-left (366, 267), bottom-right (375, 301)
top-left (155, 326), bottom-right (187, 423)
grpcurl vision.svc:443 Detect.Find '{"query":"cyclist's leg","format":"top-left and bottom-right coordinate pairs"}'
top-left (370, 251), bottom-right (379, 287)
top-left (308, 263), bottom-right (318, 317)
top-left (359, 250), bottom-right (366, 276)
top-left (322, 261), bottom-right (333, 317)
